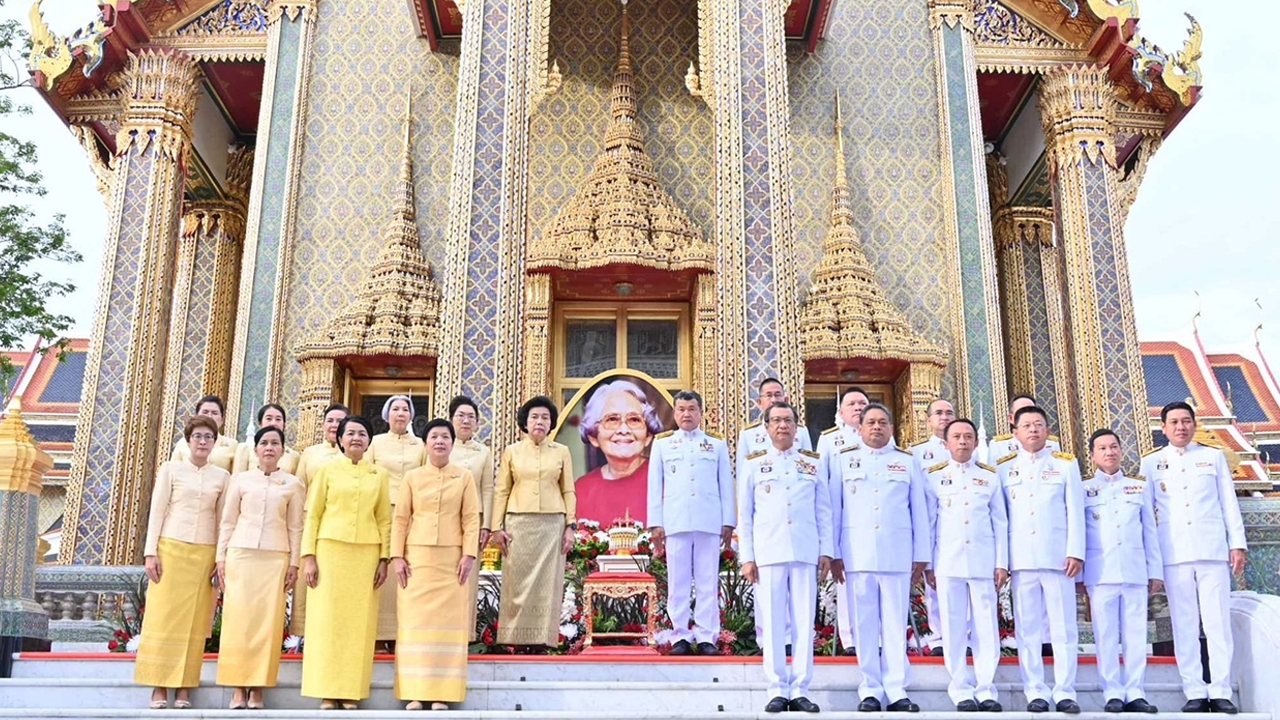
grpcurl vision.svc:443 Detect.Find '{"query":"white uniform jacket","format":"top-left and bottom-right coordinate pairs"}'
top-left (738, 421), bottom-right (811, 473)
top-left (925, 458), bottom-right (1008, 579)
top-left (830, 444), bottom-right (931, 573)
top-left (647, 428), bottom-right (735, 536)
top-left (1138, 443), bottom-right (1246, 566)
top-left (737, 445), bottom-right (833, 567)
top-left (911, 435), bottom-right (948, 467)
top-left (998, 448), bottom-right (1084, 572)
top-left (1081, 469), bottom-right (1163, 586)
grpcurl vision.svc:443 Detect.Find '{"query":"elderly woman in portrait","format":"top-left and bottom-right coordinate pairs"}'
top-left (300, 416), bottom-right (391, 710)
top-left (574, 379), bottom-right (664, 525)
top-left (392, 418), bottom-right (480, 710)
top-left (232, 403), bottom-right (300, 475)
top-left (368, 395), bottom-right (426, 647)
top-left (170, 394), bottom-right (237, 472)
top-left (288, 402), bottom-right (348, 638)
top-left (448, 395), bottom-right (495, 641)
top-left (136, 416), bottom-right (229, 710)
top-left (215, 426), bottom-right (305, 709)
top-left (489, 396), bottom-right (576, 646)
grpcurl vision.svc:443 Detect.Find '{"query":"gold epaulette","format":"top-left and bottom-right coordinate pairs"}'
top-left (745, 449), bottom-right (767, 460)
top-left (799, 449), bottom-right (820, 459)
top-left (1141, 446), bottom-right (1162, 457)
top-left (744, 421), bottom-right (761, 430)
top-left (655, 430), bottom-right (674, 439)
top-left (997, 452), bottom-right (1017, 464)
top-left (977, 462), bottom-right (996, 473)
top-left (911, 439), bottom-right (932, 448)
top-left (1051, 451), bottom-right (1075, 461)
top-left (821, 426), bottom-right (839, 435)
top-left (927, 460), bottom-right (948, 473)
top-left (1127, 474), bottom-right (1146, 482)
top-left (993, 433), bottom-right (1013, 441)
top-left (839, 444), bottom-right (862, 453)
top-left (894, 447), bottom-right (911, 455)
top-left (706, 430), bottom-right (724, 440)
top-left (1048, 434), bottom-right (1060, 442)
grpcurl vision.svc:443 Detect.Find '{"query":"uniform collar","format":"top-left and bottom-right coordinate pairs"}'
top-left (681, 427), bottom-right (703, 441)
top-left (1094, 468), bottom-right (1124, 482)
top-left (1020, 445), bottom-right (1050, 461)
top-left (1168, 442), bottom-right (1194, 456)
top-left (769, 444), bottom-right (798, 459)
top-left (948, 457), bottom-right (974, 471)
top-left (866, 442), bottom-right (894, 456)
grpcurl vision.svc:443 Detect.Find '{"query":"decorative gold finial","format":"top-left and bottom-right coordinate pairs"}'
top-left (1192, 290), bottom-right (1202, 335)
top-left (1253, 299), bottom-right (1264, 346)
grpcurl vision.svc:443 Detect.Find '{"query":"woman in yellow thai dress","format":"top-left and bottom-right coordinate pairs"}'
top-left (367, 395), bottom-right (425, 646)
top-left (289, 403), bottom-right (348, 637)
top-left (215, 426), bottom-right (306, 709)
top-left (300, 415), bottom-right (391, 710)
top-left (136, 416), bottom-right (229, 709)
top-left (448, 395), bottom-right (494, 641)
top-left (170, 395), bottom-right (237, 472)
top-left (392, 418), bottom-right (480, 710)
top-left (489, 396), bottom-right (577, 647)
top-left (231, 403), bottom-right (300, 475)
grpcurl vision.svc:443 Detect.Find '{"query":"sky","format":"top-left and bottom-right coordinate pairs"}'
top-left (2, 0), bottom-right (1277, 361)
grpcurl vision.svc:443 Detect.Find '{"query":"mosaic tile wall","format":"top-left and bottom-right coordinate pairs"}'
top-left (788, 0), bottom-right (955, 395)
top-left (278, 0), bottom-right (460, 421)
top-left (1238, 497), bottom-right (1280, 596)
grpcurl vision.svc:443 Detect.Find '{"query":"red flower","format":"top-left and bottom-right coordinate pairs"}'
top-left (107, 641), bottom-right (118, 651)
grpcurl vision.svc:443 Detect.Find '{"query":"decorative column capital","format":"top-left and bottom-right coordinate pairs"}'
top-left (994, 206), bottom-right (1056, 251)
top-left (116, 49), bottom-right (201, 159)
top-left (182, 201), bottom-right (248, 247)
top-left (928, 0), bottom-right (975, 31)
top-left (0, 398), bottom-right (53, 495)
top-left (1039, 64), bottom-right (1118, 169)
top-left (226, 145), bottom-right (255, 205)
top-left (267, 0), bottom-right (319, 24)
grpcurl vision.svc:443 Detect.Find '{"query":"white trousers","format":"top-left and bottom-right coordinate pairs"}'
top-left (666, 531), bottom-right (721, 644)
top-left (1012, 569), bottom-right (1078, 702)
top-left (758, 562), bottom-right (817, 699)
top-left (1086, 582), bottom-right (1149, 702)
top-left (1164, 561), bottom-right (1234, 700)
top-left (851, 571), bottom-right (912, 703)
top-left (836, 578), bottom-right (855, 651)
top-left (923, 582), bottom-right (943, 649)
top-left (937, 576), bottom-right (1000, 704)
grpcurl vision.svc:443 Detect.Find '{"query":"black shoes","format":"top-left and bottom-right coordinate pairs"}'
top-left (1027, 699), bottom-right (1051, 713)
top-left (1056, 699), bottom-right (1081, 714)
top-left (979, 700), bottom-right (1003, 712)
top-left (886, 698), bottom-right (920, 713)
top-left (669, 639), bottom-right (692, 656)
top-left (1210, 699), bottom-right (1239, 714)
top-left (765, 696), bottom-right (789, 713)
top-left (789, 697), bottom-right (821, 713)
top-left (858, 697), bottom-right (882, 712)
top-left (956, 700), bottom-right (980, 712)
top-left (696, 642), bottom-right (717, 656)
top-left (928, 646), bottom-right (944, 657)
top-left (1183, 699), bottom-right (1212, 713)
top-left (1125, 699), bottom-right (1158, 714)
top-left (1104, 699), bottom-right (1126, 713)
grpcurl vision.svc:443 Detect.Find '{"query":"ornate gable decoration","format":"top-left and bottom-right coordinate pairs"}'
top-left (296, 106), bottom-right (441, 362)
top-left (176, 0), bottom-right (268, 35)
top-left (527, 6), bottom-right (713, 274)
top-left (975, 0), bottom-right (1067, 49)
top-left (799, 95), bottom-right (948, 368)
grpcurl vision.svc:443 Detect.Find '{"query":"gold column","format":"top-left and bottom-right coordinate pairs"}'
top-left (296, 359), bottom-right (345, 447)
top-left (692, 274), bottom-right (723, 434)
top-left (520, 273), bottom-right (551, 402)
top-left (1039, 65), bottom-right (1151, 463)
top-left (61, 50), bottom-right (201, 564)
top-left (204, 146), bottom-right (253, 402)
top-left (0, 398), bottom-right (53, 638)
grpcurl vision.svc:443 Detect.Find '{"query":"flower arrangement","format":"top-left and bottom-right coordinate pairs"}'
top-left (105, 572), bottom-right (146, 653)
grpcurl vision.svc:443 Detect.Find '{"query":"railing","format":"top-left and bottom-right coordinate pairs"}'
top-left (33, 565), bottom-right (145, 643)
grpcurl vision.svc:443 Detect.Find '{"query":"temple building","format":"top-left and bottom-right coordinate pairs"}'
top-left (25, 0), bottom-right (1212, 566)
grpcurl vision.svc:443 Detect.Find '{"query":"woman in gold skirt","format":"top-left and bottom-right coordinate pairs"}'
top-left (136, 416), bottom-right (229, 709)
top-left (300, 415), bottom-right (391, 710)
top-left (392, 418), bottom-right (480, 710)
top-left (489, 396), bottom-right (577, 647)
top-left (170, 395), bottom-right (237, 472)
top-left (231, 403), bottom-right (300, 475)
top-left (289, 403), bottom-right (348, 638)
top-left (367, 395), bottom-right (425, 648)
top-left (447, 395), bottom-right (494, 641)
top-left (215, 426), bottom-right (306, 709)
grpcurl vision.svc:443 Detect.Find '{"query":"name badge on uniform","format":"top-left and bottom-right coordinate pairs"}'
top-left (887, 462), bottom-right (907, 473)
top-left (760, 464), bottom-right (773, 474)
top-left (1085, 486), bottom-right (1099, 498)
top-left (797, 460), bottom-right (817, 475)
top-left (972, 477), bottom-right (989, 487)
top-left (1196, 461), bottom-right (1212, 469)
top-left (923, 450), bottom-right (934, 460)
top-left (1157, 460), bottom-right (1168, 471)
top-left (1044, 469), bottom-right (1061, 478)
top-left (1124, 485), bottom-right (1143, 495)
top-left (700, 440), bottom-right (714, 452)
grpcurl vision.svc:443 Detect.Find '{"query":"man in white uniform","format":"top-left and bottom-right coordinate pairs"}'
top-left (992, 394), bottom-right (1061, 458)
top-left (1083, 429), bottom-right (1162, 714)
top-left (830, 403), bottom-right (930, 713)
top-left (911, 398), bottom-right (955, 656)
top-left (739, 402), bottom-right (834, 713)
top-left (998, 405), bottom-right (1083, 713)
top-left (817, 386), bottom-right (868, 655)
top-left (1139, 401), bottom-right (1246, 714)
top-left (648, 390), bottom-right (735, 656)
top-left (924, 418), bottom-right (1007, 712)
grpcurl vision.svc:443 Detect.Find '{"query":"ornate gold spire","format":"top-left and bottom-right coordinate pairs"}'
top-left (528, 3), bottom-right (712, 272)
top-left (799, 93), bottom-right (948, 367)
top-left (0, 397), bottom-right (51, 495)
top-left (297, 96), bottom-right (441, 361)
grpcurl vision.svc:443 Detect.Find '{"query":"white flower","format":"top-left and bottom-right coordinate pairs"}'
top-left (126, 635), bottom-right (141, 652)
top-left (1000, 635), bottom-right (1017, 650)
top-left (637, 531), bottom-right (651, 543)
top-left (283, 634), bottom-right (301, 651)
top-left (560, 623), bottom-right (579, 640)
top-left (592, 530), bottom-right (609, 543)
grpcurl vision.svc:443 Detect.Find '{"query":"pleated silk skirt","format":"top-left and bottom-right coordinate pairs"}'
top-left (376, 564), bottom-right (399, 642)
top-left (395, 545), bottom-right (469, 702)
top-left (497, 513), bottom-right (565, 646)
top-left (465, 537), bottom-right (483, 641)
top-left (134, 538), bottom-right (216, 688)
top-left (216, 547), bottom-right (289, 687)
top-left (300, 539), bottom-right (379, 700)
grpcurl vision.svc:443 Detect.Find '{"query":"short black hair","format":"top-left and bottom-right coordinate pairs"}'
top-left (1088, 428), bottom-right (1119, 452)
top-left (423, 418), bottom-right (456, 440)
top-left (860, 402), bottom-right (894, 425)
top-left (927, 398), bottom-right (953, 414)
top-left (840, 386), bottom-right (869, 403)
top-left (673, 390), bottom-right (703, 409)
top-left (1012, 405), bottom-right (1048, 426)
top-left (195, 394), bottom-right (225, 416)
top-left (764, 401), bottom-right (797, 425)
top-left (254, 425), bottom-right (286, 446)
top-left (944, 418), bottom-right (977, 437)
top-left (517, 396), bottom-right (559, 433)
top-left (335, 415), bottom-right (373, 451)
top-left (758, 377), bottom-right (783, 393)
top-left (256, 403), bottom-right (287, 425)
top-left (448, 395), bottom-right (479, 418)
top-left (1160, 401), bottom-right (1196, 423)
top-left (323, 403), bottom-right (349, 417)
top-left (1008, 393), bottom-right (1037, 409)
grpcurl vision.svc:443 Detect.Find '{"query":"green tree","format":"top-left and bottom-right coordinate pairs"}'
top-left (0, 1), bottom-right (82, 388)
